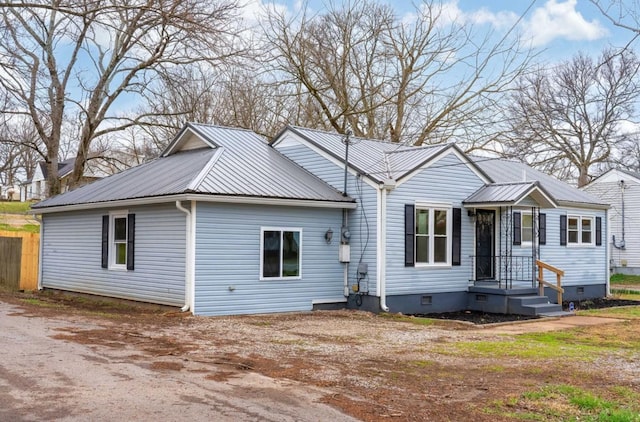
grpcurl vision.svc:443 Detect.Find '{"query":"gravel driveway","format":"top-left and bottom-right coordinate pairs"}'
top-left (0, 301), bottom-right (356, 422)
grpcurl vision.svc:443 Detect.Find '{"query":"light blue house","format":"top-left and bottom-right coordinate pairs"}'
top-left (32, 123), bottom-right (609, 316)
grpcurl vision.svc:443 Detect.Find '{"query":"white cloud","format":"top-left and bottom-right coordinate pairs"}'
top-left (240, 0), bottom-right (290, 24)
top-left (471, 8), bottom-right (519, 30)
top-left (523, 0), bottom-right (608, 47)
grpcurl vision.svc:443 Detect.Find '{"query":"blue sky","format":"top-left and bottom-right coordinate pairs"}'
top-left (243, 0), bottom-right (637, 64)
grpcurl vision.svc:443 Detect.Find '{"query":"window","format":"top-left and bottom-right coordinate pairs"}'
top-left (521, 213), bottom-right (533, 244)
top-left (415, 206), bottom-right (451, 265)
top-left (261, 228), bottom-right (301, 279)
top-left (102, 212), bottom-right (135, 270)
top-left (567, 215), bottom-right (594, 246)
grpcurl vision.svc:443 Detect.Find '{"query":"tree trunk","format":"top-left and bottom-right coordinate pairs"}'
top-left (577, 166), bottom-right (589, 188)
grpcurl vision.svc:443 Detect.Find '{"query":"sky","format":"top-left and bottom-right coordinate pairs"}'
top-left (242, 0), bottom-right (638, 65)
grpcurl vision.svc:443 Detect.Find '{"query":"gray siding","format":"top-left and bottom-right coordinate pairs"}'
top-left (193, 203), bottom-right (345, 316)
top-left (386, 153), bottom-right (485, 295)
top-left (41, 204), bottom-right (186, 306)
top-left (585, 179), bottom-right (638, 270)
top-left (538, 208), bottom-right (608, 286)
top-left (276, 143), bottom-right (379, 294)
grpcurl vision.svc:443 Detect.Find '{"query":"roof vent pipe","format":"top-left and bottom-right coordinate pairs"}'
top-left (342, 128), bottom-right (353, 196)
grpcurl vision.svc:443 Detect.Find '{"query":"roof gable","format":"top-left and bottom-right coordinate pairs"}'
top-left (464, 181), bottom-right (557, 208)
top-left (272, 126), bottom-right (490, 185)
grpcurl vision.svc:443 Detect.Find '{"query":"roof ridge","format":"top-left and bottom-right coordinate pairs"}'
top-left (289, 125), bottom-right (402, 147)
top-left (188, 122), bottom-right (261, 134)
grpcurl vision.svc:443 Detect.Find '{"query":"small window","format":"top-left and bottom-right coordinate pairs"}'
top-left (567, 215), bottom-right (594, 246)
top-left (415, 205), bottom-right (451, 266)
top-left (261, 228), bottom-right (302, 279)
top-left (521, 213), bottom-right (533, 244)
top-left (102, 212), bottom-right (135, 270)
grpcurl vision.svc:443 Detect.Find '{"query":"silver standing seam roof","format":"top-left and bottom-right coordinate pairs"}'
top-left (32, 124), bottom-right (354, 210)
top-left (471, 157), bottom-right (608, 208)
top-left (281, 126), bottom-right (457, 183)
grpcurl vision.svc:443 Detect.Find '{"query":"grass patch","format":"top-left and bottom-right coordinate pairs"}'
top-left (0, 223), bottom-right (40, 233)
top-left (0, 201), bottom-right (31, 214)
top-left (488, 384), bottom-right (640, 421)
top-left (579, 306), bottom-right (640, 319)
top-left (20, 297), bottom-right (68, 309)
top-left (447, 324), bottom-right (640, 360)
top-left (611, 274), bottom-right (640, 286)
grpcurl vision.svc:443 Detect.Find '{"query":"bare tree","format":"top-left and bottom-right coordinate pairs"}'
top-left (0, 0), bottom-right (241, 196)
top-left (591, 0), bottom-right (640, 37)
top-left (502, 48), bottom-right (640, 187)
top-left (261, 0), bottom-right (533, 147)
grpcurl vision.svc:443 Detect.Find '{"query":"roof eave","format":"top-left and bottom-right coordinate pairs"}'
top-left (31, 193), bottom-right (356, 214)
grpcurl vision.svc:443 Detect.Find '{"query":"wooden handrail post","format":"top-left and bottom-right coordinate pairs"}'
top-left (536, 260), bottom-right (564, 305)
top-left (557, 273), bottom-right (562, 304)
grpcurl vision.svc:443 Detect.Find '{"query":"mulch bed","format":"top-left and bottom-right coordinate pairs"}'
top-left (415, 298), bottom-right (640, 325)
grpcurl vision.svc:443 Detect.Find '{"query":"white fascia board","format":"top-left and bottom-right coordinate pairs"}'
top-left (513, 186), bottom-right (557, 209)
top-left (162, 125), bottom-right (216, 157)
top-left (395, 147), bottom-right (492, 188)
top-left (274, 130), bottom-right (380, 190)
top-left (557, 201), bottom-right (610, 211)
top-left (31, 193), bottom-right (357, 214)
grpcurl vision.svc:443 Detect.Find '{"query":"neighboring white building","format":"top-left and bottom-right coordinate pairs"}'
top-left (583, 169), bottom-right (640, 275)
top-left (21, 158), bottom-right (102, 201)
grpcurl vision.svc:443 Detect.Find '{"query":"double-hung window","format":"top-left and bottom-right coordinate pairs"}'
top-left (261, 228), bottom-right (302, 279)
top-left (568, 215), bottom-right (594, 246)
top-left (102, 212), bottom-right (135, 270)
top-left (415, 205), bottom-right (451, 266)
top-left (521, 213), bottom-right (533, 244)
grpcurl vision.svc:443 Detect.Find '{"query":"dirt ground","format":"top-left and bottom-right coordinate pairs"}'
top-left (1, 290), bottom-right (639, 421)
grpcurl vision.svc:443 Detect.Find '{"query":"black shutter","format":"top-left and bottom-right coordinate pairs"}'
top-left (101, 215), bottom-right (109, 268)
top-left (404, 204), bottom-right (415, 267)
top-left (560, 215), bottom-right (567, 246)
top-left (539, 213), bottom-right (546, 245)
top-left (595, 216), bottom-right (602, 246)
top-left (127, 213), bottom-right (135, 271)
top-left (452, 208), bottom-right (461, 266)
top-left (513, 211), bottom-right (521, 245)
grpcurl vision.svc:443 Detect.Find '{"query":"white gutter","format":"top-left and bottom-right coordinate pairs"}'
top-left (31, 193), bottom-right (357, 214)
top-left (175, 201), bottom-right (193, 313)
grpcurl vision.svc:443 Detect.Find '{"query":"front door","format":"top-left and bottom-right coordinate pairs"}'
top-left (475, 209), bottom-right (495, 280)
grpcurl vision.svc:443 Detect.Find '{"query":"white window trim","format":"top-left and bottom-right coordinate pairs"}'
top-left (567, 214), bottom-right (595, 247)
top-left (109, 211), bottom-right (129, 271)
top-left (414, 203), bottom-right (452, 268)
top-left (260, 227), bottom-right (303, 280)
top-left (520, 212), bottom-right (534, 247)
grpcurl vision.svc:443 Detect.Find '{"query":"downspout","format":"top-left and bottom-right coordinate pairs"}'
top-left (37, 214), bottom-right (44, 290)
top-left (176, 201), bottom-right (192, 312)
top-left (378, 178), bottom-right (397, 312)
top-left (612, 180), bottom-right (626, 249)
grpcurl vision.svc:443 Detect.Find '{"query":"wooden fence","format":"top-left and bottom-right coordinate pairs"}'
top-left (0, 231), bottom-right (39, 291)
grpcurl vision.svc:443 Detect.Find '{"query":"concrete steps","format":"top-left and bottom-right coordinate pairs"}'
top-left (508, 295), bottom-right (564, 316)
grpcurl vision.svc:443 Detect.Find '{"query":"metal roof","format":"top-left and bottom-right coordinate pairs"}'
top-left (471, 157), bottom-right (608, 209)
top-left (464, 181), bottom-right (556, 208)
top-left (283, 126), bottom-right (451, 182)
top-left (33, 124), bottom-right (353, 210)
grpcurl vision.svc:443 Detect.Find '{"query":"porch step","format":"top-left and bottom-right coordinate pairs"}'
top-left (508, 295), bottom-right (563, 316)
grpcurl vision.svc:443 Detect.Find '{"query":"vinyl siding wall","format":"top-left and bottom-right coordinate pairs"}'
top-left (41, 204), bottom-right (186, 306)
top-left (585, 179), bottom-right (638, 270)
top-left (385, 152), bottom-right (486, 294)
top-left (275, 143), bottom-right (379, 294)
top-left (193, 202), bottom-right (346, 316)
top-left (538, 207), bottom-right (608, 286)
